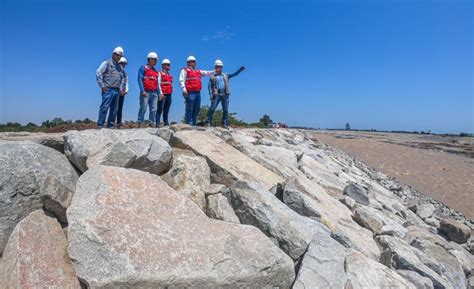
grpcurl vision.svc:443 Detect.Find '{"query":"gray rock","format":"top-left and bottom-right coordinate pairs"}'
top-left (410, 238), bottom-right (466, 289)
top-left (154, 127), bottom-right (174, 143)
top-left (206, 193), bottom-right (240, 224)
top-left (340, 196), bottom-right (356, 210)
top-left (282, 178), bottom-right (322, 221)
top-left (425, 217), bottom-right (441, 228)
top-left (205, 183), bottom-right (228, 196)
top-left (439, 218), bottom-right (471, 244)
top-left (353, 206), bottom-right (407, 238)
top-left (161, 152), bottom-right (210, 211)
top-left (417, 203), bottom-right (436, 219)
top-left (64, 129), bottom-right (172, 175)
top-left (376, 235), bottom-right (453, 289)
top-left (0, 132), bottom-right (65, 153)
top-left (397, 270), bottom-right (434, 289)
top-left (229, 181), bottom-right (331, 261)
top-left (0, 210), bottom-right (80, 288)
top-left (68, 166), bottom-right (295, 288)
top-left (170, 130), bottom-right (283, 189)
top-left (344, 249), bottom-right (416, 289)
top-left (0, 141), bottom-right (78, 255)
top-left (343, 183), bottom-right (369, 205)
top-left (293, 234), bottom-right (347, 289)
top-left (281, 176), bottom-right (380, 260)
top-left (468, 273), bottom-right (474, 289)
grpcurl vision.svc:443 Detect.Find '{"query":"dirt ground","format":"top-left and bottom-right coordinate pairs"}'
top-left (311, 131), bottom-right (474, 220)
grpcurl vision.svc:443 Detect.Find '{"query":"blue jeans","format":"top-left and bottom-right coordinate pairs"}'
top-left (138, 91), bottom-right (158, 124)
top-left (206, 93), bottom-right (230, 126)
top-left (184, 91), bottom-right (201, 125)
top-left (97, 88), bottom-right (120, 128)
top-left (156, 94), bottom-right (172, 125)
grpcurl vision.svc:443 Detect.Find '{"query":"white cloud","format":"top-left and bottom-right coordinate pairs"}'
top-left (201, 27), bottom-right (235, 42)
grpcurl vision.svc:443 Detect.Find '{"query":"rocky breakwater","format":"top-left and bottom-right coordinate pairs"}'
top-left (0, 126), bottom-right (472, 288)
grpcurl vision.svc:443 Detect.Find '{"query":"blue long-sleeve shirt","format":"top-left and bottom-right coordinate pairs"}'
top-left (208, 68), bottom-right (243, 96)
top-left (138, 65), bottom-right (161, 94)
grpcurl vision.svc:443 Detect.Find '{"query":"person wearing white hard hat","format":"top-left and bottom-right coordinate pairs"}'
top-left (95, 46), bottom-right (127, 128)
top-left (206, 60), bottom-right (245, 128)
top-left (179, 56), bottom-right (215, 125)
top-left (156, 58), bottom-right (173, 126)
top-left (116, 57), bottom-right (129, 128)
top-left (137, 52), bottom-right (161, 126)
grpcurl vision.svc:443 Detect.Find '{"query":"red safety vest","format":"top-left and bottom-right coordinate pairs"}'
top-left (184, 67), bottom-right (202, 92)
top-left (160, 70), bottom-right (173, 94)
top-left (143, 65), bottom-right (159, 91)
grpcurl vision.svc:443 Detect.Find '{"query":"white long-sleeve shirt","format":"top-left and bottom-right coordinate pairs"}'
top-left (179, 67), bottom-right (215, 93)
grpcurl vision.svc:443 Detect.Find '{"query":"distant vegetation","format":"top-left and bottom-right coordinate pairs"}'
top-left (0, 108), bottom-right (279, 132)
top-left (1, 114), bottom-right (471, 137)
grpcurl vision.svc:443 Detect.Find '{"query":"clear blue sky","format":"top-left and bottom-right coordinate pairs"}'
top-left (1, 0), bottom-right (472, 133)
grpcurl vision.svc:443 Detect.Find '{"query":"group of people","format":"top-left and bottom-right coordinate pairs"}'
top-left (95, 46), bottom-right (245, 129)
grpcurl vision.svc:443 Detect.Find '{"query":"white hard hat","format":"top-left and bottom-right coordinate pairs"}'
top-left (113, 46), bottom-right (124, 56)
top-left (214, 59), bottom-right (224, 66)
top-left (186, 56), bottom-right (196, 62)
top-left (119, 57), bottom-right (128, 64)
top-left (161, 58), bottom-right (171, 65)
top-left (147, 52), bottom-right (158, 59)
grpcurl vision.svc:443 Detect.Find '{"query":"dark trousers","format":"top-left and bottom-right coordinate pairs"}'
top-left (116, 94), bottom-right (125, 124)
top-left (156, 94), bottom-right (172, 125)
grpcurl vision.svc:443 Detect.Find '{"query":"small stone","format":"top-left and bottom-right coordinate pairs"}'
top-left (416, 203), bottom-right (435, 219)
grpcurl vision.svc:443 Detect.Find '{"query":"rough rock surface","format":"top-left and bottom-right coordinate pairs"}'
top-left (439, 218), bottom-right (471, 244)
top-left (161, 151), bottom-right (210, 210)
top-left (67, 166), bottom-right (294, 288)
top-left (345, 250), bottom-right (416, 289)
top-left (64, 129), bottom-right (172, 174)
top-left (0, 210), bottom-right (80, 288)
top-left (417, 203), bottom-right (436, 219)
top-left (397, 270), bottom-right (434, 289)
top-left (376, 235), bottom-right (453, 289)
top-left (206, 193), bottom-right (240, 224)
top-left (0, 141), bottom-right (78, 254)
top-left (171, 130), bottom-right (283, 189)
top-left (2, 127), bottom-right (473, 289)
top-left (343, 183), bottom-right (370, 205)
top-left (293, 234), bottom-right (347, 289)
top-left (229, 181), bottom-right (331, 261)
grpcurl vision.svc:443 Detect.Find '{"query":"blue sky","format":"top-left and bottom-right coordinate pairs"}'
top-left (1, 0), bottom-right (472, 133)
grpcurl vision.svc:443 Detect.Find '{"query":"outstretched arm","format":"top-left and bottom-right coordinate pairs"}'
top-left (228, 66), bottom-right (245, 79)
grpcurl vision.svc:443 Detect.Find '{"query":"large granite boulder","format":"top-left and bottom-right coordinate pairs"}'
top-left (0, 141), bottom-right (78, 254)
top-left (0, 210), bottom-right (80, 288)
top-left (293, 234), bottom-right (347, 288)
top-left (376, 235), bottom-right (454, 289)
top-left (64, 129), bottom-right (172, 175)
top-left (345, 250), bottom-right (416, 289)
top-left (229, 181), bottom-right (331, 261)
top-left (171, 130), bottom-right (283, 189)
top-left (161, 150), bottom-right (210, 211)
top-left (282, 176), bottom-right (380, 260)
top-left (67, 166), bottom-right (294, 288)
